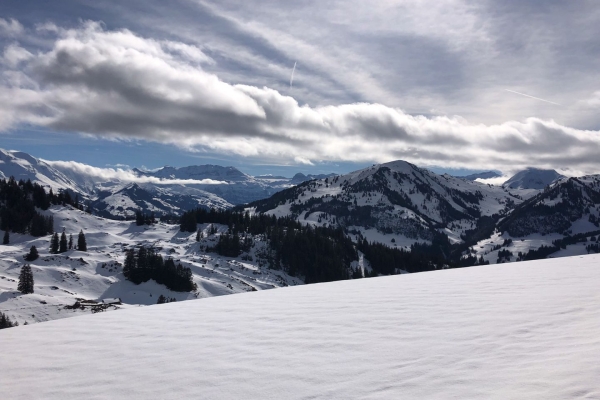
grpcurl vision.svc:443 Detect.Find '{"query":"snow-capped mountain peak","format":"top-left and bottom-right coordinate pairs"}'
top-left (503, 168), bottom-right (564, 189)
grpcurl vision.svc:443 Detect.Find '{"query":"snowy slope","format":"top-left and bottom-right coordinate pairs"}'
top-left (0, 149), bottom-right (83, 193)
top-left (91, 182), bottom-right (233, 218)
top-left (0, 206), bottom-right (302, 326)
top-left (1, 255), bottom-right (599, 399)
top-left (463, 175), bottom-right (600, 263)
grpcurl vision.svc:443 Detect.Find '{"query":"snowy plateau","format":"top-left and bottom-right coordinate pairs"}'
top-left (1, 255), bottom-right (599, 399)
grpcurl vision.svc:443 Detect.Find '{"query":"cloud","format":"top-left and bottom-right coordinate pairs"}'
top-left (2, 21), bottom-right (600, 175)
top-left (1, 44), bottom-right (33, 68)
top-left (46, 160), bottom-right (228, 185)
top-left (294, 156), bottom-right (314, 166)
top-left (475, 176), bottom-right (510, 186)
top-left (0, 18), bottom-right (24, 37)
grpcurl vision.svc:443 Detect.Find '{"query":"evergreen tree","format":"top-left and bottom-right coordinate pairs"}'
top-left (50, 232), bottom-right (59, 253)
top-left (59, 230), bottom-right (68, 253)
top-left (2, 230), bottom-right (8, 245)
top-left (17, 264), bottom-right (34, 294)
top-left (179, 211), bottom-right (197, 232)
top-left (24, 245), bottom-right (39, 261)
top-left (135, 210), bottom-right (144, 226)
top-left (77, 230), bottom-right (87, 251)
top-left (123, 248), bottom-right (136, 278)
top-left (0, 311), bottom-right (16, 329)
top-left (68, 234), bottom-right (73, 250)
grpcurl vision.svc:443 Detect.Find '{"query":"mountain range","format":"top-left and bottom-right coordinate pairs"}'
top-left (0, 149), bottom-right (339, 219)
top-left (1, 147), bottom-right (600, 331)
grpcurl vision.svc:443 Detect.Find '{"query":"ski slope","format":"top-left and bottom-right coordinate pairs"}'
top-left (1, 254), bottom-right (599, 399)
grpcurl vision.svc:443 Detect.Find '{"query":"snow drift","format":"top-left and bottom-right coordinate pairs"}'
top-left (1, 254), bottom-right (599, 399)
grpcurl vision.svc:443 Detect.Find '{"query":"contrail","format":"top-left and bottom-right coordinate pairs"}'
top-left (504, 89), bottom-right (561, 106)
top-left (290, 61), bottom-right (297, 88)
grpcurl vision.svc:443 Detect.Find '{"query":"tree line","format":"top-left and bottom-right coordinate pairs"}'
top-left (123, 247), bottom-right (196, 292)
top-left (1, 177), bottom-right (89, 243)
top-left (180, 207), bottom-right (452, 284)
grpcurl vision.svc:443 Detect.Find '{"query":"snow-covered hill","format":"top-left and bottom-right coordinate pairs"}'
top-left (503, 168), bottom-right (564, 189)
top-left (247, 160), bottom-right (531, 248)
top-left (90, 182), bottom-right (233, 218)
top-left (0, 206), bottom-right (302, 326)
top-left (1, 254), bottom-right (599, 399)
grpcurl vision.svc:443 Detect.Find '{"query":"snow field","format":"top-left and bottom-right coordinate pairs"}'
top-left (1, 254), bottom-right (599, 399)
top-left (0, 205), bottom-right (302, 325)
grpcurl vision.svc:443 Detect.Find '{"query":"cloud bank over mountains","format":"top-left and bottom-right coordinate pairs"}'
top-left (1, 18), bottom-right (600, 175)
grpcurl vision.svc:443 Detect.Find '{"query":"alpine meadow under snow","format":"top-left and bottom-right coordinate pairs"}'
top-left (1, 255), bottom-right (599, 399)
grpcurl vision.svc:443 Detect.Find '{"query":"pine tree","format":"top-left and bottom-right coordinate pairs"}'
top-left (50, 232), bottom-right (59, 253)
top-left (77, 230), bottom-right (87, 251)
top-left (135, 210), bottom-right (144, 226)
top-left (17, 264), bottom-right (34, 294)
top-left (68, 234), bottom-right (73, 250)
top-left (59, 230), bottom-right (68, 253)
top-left (123, 248), bottom-right (136, 278)
top-left (25, 245), bottom-right (39, 261)
top-left (0, 311), bottom-right (16, 329)
top-left (2, 230), bottom-right (8, 245)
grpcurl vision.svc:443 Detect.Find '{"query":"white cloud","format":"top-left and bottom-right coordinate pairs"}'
top-left (2, 21), bottom-right (600, 175)
top-left (475, 176), bottom-right (510, 186)
top-left (0, 18), bottom-right (24, 37)
top-left (294, 156), bottom-right (314, 166)
top-left (46, 160), bottom-right (228, 185)
top-left (1, 44), bottom-right (33, 68)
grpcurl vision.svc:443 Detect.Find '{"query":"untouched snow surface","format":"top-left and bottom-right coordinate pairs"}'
top-left (2, 255), bottom-right (600, 399)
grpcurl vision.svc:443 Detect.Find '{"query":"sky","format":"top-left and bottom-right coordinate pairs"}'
top-left (1, 0), bottom-right (600, 177)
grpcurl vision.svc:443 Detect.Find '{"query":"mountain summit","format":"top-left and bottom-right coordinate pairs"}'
top-left (503, 168), bottom-right (564, 189)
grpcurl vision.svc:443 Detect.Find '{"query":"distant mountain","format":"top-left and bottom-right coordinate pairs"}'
top-left (245, 160), bottom-right (530, 246)
top-left (133, 165), bottom-right (295, 205)
top-left (254, 174), bottom-right (289, 180)
top-left (134, 165), bottom-right (249, 182)
top-left (0, 148), bottom-right (339, 219)
top-left (91, 183), bottom-right (233, 219)
top-left (290, 172), bottom-right (337, 185)
top-left (458, 171), bottom-right (501, 181)
top-left (503, 168), bottom-right (564, 189)
top-left (498, 175), bottom-right (600, 236)
top-left (0, 149), bottom-right (287, 217)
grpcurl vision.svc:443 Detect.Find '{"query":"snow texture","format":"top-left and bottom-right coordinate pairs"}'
top-left (1, 254), bottom-right (600, 399)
